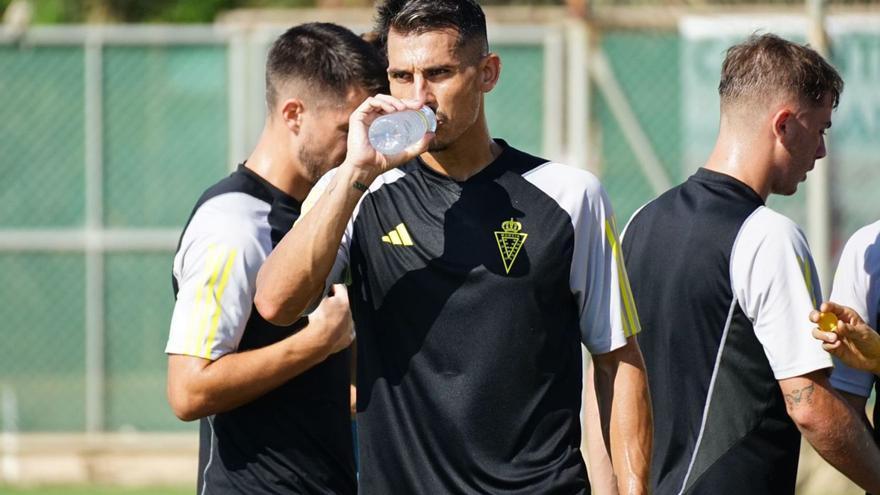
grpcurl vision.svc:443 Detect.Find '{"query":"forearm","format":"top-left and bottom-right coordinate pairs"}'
top-left (784, 374), bottom-right (880, 493)
top-left (594, 339), bottom-right (652, 495)
top-left (168, 323), bottom-right (331, 420)
top-left (583, 359), bottom-right (619, 495)
top-left (255, 164), bottom-right (372, 325)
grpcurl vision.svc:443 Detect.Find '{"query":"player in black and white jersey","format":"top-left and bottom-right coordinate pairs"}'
top-left (622, 34), bottom-right (880, 494)
top-left (164, 23), bottom-right (387, 494)
top-left (255, 1), bottom-right (653, 493)
top-left (810, 221), bottom-right (880, 448)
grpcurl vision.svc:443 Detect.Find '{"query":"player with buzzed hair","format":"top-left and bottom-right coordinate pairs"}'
top-left (164, 22), bottom-right (386, 495)
top-left (256, 1), bottom-right (652, 493)
top-left (622, 33), bottom-right (880, 494)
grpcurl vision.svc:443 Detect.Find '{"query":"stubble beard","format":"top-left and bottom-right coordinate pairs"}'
top-left (299, 144), bottom-right (333, 185)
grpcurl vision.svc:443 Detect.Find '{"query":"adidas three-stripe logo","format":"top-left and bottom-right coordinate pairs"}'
top-left (382, 223), bottom-right (414, 246)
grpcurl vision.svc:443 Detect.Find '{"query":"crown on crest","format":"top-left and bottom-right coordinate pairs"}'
top-left (501, 218), bottom-right (522, 233)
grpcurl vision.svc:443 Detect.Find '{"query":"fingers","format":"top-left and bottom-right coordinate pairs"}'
top-left (834, 320), bottom-right (855, 338)
top-left (372, 94), bottom-right (423, 112)
top-left (819, 301), bottom-right (847, 319)
top-left (353, 94), bottom-right (420, 121)
top-left (405, 130), bottom-right (434, 156)
top-left (812, 327), bottom-right (839, 344)
top-left (822, 342), bottom-right (842, 352)
top-left (371, 94), bottom-right (408, 113)
top-left (819, 301), bottom-right (865, 325)
top-left (809, 310), bottom-right (820, 323)
top-left (383, 131), bottom-right (434, 169)
top-left (331, 284), bottom-right (349, 304)
top-left (352, 97), bottom-right (396, 124)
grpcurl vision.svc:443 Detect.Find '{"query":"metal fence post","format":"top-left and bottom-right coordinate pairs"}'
top-left (806, 0), bottom-right (832, 295)
top-left (84, 29), bottom-right (105, 433)
top-left (566, 19), bottom-right (592, 173)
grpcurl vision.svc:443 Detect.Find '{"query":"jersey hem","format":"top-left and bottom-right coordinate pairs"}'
top-left (829, 375), bottom-right (874, 397)
top-left (771, 359), bottom-right (833, 380)
top-left (164, 346), bottom-right (225, 361)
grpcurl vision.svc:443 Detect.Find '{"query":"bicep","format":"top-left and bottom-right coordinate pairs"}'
top-left (732, 215), bottom-right (831, 379)
top-left (577, 185), bottom-right (639, 355)
top-left (166, 224), bottom-right (265, 360)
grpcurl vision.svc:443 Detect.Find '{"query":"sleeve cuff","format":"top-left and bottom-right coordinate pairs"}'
top-left (771, 357), bottom-right (833, 380)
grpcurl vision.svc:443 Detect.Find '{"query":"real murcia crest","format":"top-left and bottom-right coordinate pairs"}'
top-left (494, 218), bottom-right (528, 274)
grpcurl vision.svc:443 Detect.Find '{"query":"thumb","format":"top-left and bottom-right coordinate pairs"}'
top-left (329, 284), bottom-right (348, 301)
top-left (385, 131), bottom-right (433, 168)
top-left (820, 301), bottom-right (864, 326)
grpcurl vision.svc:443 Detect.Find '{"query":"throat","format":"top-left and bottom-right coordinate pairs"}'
top-left (421, 140), bottom-right (502, 182)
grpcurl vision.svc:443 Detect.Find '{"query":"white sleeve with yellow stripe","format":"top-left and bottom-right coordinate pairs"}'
top-left (523, 163), bottom-right (639, 355)
top-left (166, 193), bottom-right (272, 360)
top-left (730, 206), bottom-right (832, 379)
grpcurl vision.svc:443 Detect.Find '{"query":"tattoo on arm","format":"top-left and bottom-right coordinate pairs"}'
top-left (784, 384), bottom-right (815, 408)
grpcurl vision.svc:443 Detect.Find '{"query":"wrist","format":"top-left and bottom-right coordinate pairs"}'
top-left (339, 160), bottom-right (378, 192)
top-left (294, 315), bottom-right (333, 363)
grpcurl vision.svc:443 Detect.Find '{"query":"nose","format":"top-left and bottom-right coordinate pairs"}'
top-left (412, 75), bottom-right (433, 108)
top-left (815, 135), bottom-right (827, 160)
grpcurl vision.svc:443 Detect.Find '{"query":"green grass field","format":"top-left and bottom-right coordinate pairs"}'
top-left (0, 486), bottom-right (190, 495)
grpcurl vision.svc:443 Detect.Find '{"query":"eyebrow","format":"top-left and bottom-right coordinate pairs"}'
top-left (387, 64), bottom-right (457, 74)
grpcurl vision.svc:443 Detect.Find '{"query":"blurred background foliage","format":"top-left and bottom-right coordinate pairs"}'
top-left (0, 0), bottom-right (559, 24)
top-left (2, 0), bottom-right (875, 25)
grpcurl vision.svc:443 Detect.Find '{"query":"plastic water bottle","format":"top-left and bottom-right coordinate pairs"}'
top-left (368, 106), bottom-right (436, 155)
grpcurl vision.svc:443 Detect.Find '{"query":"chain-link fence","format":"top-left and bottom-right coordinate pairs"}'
top-left (1, 14), bottom-right (878, 436)
top-left (0, 24), bottom-right (564, 434)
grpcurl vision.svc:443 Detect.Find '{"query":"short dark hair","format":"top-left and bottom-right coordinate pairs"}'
top-left (375, 0), bottom-right (489, 60)
top-left (719, 33), bottom-right (843, 110)
top-left (265, 22), bottom-right (387, 110)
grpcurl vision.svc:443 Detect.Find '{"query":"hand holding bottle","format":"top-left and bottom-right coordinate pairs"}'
top-left (343, 94), bottom-right (434, 183)
top-left (369, 106), bottom-right (436, 155)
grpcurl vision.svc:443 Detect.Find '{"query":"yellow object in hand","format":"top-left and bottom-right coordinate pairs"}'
top-left (817, 312), bottom-right (839, 333)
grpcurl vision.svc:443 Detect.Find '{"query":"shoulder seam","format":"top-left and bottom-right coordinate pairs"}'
top-left (728, 205), bottom-right (766, 308)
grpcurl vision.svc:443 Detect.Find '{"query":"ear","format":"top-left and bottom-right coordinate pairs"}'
top-left (479, 53), bottom-right (501, 93)
top-left (280, 98), bottom-right (305, 134)
top-left (771, 108), bottom-right (792, 141)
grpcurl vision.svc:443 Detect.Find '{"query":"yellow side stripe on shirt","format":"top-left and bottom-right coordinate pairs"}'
top-left (190, 245), bottom-right (227, 357)
top-left (605, 218), bottom-right (641, 338)
top-left (201, 248), bottom-right (237, 359)
top-left (187, 245), bottom-right (219, 356)
top-left (797, 255), bottom-right (818, 309)
top-left (617, 217), bottom-right (641, 337)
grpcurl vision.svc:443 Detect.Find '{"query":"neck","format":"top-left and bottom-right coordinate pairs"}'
top-left (419, 113), bottom-right (501, 181)
top-left (244, 124), bottom-right (310, 202)
top-left (703, 127), bottom-right (772, 201)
